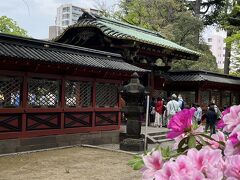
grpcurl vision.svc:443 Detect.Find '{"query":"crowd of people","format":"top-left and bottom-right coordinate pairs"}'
top-left (149, 94), bottom-right (183, 128)
top-left (149, 94), bottom-right (223, 135)
top-left (120, 92), bottom-right (227, 135)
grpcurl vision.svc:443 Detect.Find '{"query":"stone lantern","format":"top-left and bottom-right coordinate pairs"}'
top-left (120, 72), bottom-right (148, 151)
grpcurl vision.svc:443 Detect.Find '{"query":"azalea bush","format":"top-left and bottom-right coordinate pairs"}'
top-left (129, 105), bottom-right (240, 180)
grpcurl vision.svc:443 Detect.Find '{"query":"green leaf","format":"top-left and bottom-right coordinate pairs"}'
top-left (161, 146), bottom-right (171, 158)
top-left (128, 155), bottom-right (144, 170)
top-left (195, 144), bottom-right (202, 150)
top-left (177, 145), bottom-right (189, 154)
top-left (178, 136), bottom-right (188, 150)
top-left (188, 135), bottom-right (196, 148)
top-left (133, 160), bottom-right (144, 170)
top-left (198, 133), bottom-right (215, 141)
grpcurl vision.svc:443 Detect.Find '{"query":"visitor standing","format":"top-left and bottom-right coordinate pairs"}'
top-left (194, 104), bottom-right (202, 125)
top-left (149, 97), bottom-right (156, 126)
top-left (166, 94), bottom-right (181, 125)
top-left (205, 104), bottom-right (217, 135)
top-left (154, 97), bottom-right (163, 128)
top-left (178, 94), bottom-right (185, 110)
top-left (162, 99), bottom-right (167, 127)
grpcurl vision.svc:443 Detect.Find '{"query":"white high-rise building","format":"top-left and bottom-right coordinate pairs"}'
top-left (49, 4), bottom-right (101, 39)
top-left (206, 34), bottom-right (226, 69)
top-left (55, 4), bottom-right (84, 28)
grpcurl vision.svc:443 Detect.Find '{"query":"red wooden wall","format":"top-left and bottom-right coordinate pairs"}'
top-left (0, 70), bottom-right (121, 140)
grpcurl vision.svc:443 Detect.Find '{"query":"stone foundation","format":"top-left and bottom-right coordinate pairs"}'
top-left (119, 138), bottom-right (145, 151)
top-left (0, 131), bottom-right (119, 155)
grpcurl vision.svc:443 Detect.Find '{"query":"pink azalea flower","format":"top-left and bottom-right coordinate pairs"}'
top-left (223, 105), bottom-right (240, 133)
top-left (224, 155), bottom-right (240, 179)
top-left (224, 140), bottom-right (240, 156)
top-left (186, 147), bottom-right (224, 179)
top-left (167, 108), bottom-right (195, 139)
top-left (229, 133), bottom-right (240, 146)
top-left (142, 151), bottom-right (163, 180)
top-left (174, 155), bottom-right (193, 175)
top-left (217, 107), bottom-right (230, 129)
top-left (155, 147), bottom-right (224, 180)
top-left (229, 124), bottom-right (240, 144)
top-left (217, 119), bottom-right (224, 129)
top-left (209, 131), bottom-right (226, 149)
top-left (224, 125), bottom-right (240, 156)
top-left (154, 161), bottom-right (178, 180)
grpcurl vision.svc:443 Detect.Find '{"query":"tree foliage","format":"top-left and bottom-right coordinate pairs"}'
top-left (184, 0), bottom-right (226, 25)
top-left (218, 1), bottom-right (240, 74)
top-left (0, 16), bottom-right (28, 37)
top-left (172, 44), bottom-right (218, 72)
top-left (114, 0), bottom-right (218, 72)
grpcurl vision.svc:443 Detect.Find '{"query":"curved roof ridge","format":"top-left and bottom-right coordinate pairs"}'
top-left (93, 14), bottom-right (165, 38)
top-left (55, 12), bottom-right (200, 59)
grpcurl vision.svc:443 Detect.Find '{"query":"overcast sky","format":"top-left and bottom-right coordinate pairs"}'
top-left (0, 0), bottom-right (118, 39)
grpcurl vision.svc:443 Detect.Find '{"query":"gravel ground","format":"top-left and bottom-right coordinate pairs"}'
top-left (0, 147), bottom-right (141, 180)
top-left (98, 141), bottom-right (174, 154)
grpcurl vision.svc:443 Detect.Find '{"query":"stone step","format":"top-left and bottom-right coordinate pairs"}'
top-left (152, 134), bottom-right (167, 140)
top-left (147, 135), bottom-right (172, 144)
top-left (155, 138), bottom-right (173, 144)
top-left (147, 131), bottom-right (169, 137)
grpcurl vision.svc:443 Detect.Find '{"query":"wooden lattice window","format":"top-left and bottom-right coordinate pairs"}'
top-left (28, 78), bottom-right (60, 107)
top-left (152, 89), bottom-right (167, 100)
top-left (0, 76), bottom-right (22, 108)
top-left (180, 91), bottom-right (195, 106)
top-left (222, 91), bottom-right (231, 107)
top-left (65, 80), bottom-right (92, 107)
top-left (200, 91), bottom-right (210, 105)
top-left (96, 83), bottom-right (118, 107)
top-left (211, 90), bottom-right (221, 107)
top-left (232, 93), bottom-right (239, 105)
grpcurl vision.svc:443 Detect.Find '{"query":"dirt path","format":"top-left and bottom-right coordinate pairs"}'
top-left (0, 147), bottom-right (141, 180)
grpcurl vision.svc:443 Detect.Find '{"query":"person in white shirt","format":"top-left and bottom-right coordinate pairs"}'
top-left (194, 104), bottom-right (202, 125)
top-left (166, 94), bottom-right (181, 125)
top-left (178, 94), bottom-right (184, 110)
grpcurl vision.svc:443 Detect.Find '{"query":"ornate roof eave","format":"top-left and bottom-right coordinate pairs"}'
top-left (54, 12), bottom-right (200, 61)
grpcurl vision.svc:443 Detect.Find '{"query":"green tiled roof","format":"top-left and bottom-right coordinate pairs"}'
top-left (55, 12), bottom-right (200, 59)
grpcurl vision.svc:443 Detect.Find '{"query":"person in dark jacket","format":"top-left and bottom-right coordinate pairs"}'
top-left (205, 105), bottom-right (217, 135)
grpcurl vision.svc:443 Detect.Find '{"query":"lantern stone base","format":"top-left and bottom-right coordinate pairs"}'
top-left (119, 138), bottom-right (146, 151)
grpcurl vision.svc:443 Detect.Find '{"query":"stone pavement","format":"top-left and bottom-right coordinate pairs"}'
top-left (120, 124), bottom-right (169, 134)
top-left (97, 125), bottom-right (174, 154)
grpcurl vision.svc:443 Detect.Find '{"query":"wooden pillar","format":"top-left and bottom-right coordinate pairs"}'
top-left (148, 72), bottom-right (151, 95)
top-left (60, 77), bottom-right (65, 130)
top-left (118, 90), bottom-right (122, 129)
top-left (195, 89), bottom-right (200, 105)
top-left (21, 73), bottom-right (28, 133)
top-left (150, 71), bottom-right (154, 96)
top-left (230, 92), bottom-right (232, 106)
top-left (208, 89), bottom-right (211, 103)
top-left (220, 90), bottom-right (223, 109)
top-left (92, 80), bottom-right (96, 128)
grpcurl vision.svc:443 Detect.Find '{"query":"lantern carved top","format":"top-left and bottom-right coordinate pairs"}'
top-left (120, 72), bottom-right (148, 106)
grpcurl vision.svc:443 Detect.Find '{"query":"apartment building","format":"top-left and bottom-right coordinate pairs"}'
top-left (49, 4), bottom-right (101, 39)
top-left (207, 34), bottom-right (226, 69)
